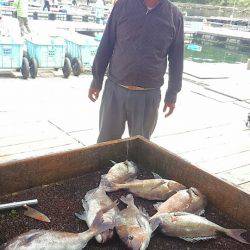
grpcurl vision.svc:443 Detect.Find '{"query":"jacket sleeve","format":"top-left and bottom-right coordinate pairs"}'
top-left (165, 13), bottom-right (184, 104)
top-left (90, 1), bottom-right (121, 90)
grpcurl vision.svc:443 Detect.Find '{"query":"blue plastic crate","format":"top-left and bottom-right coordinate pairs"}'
top-left (26, 36), bottom-right (65, 68)
top-left (65, 34), bottom-right (99, 70)
top-left (0, 36), bottom-right (24, 69)
top-left (95, 32), bottom-right (103, 42)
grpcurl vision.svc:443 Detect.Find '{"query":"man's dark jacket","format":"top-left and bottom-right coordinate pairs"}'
top-left (91, 0), bottom-right (184, 103)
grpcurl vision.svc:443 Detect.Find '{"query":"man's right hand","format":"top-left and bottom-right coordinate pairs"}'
top-left (88, 88), bottom-right (100, 102)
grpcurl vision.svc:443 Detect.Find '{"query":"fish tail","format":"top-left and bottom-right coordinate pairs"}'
top-left (129, 160), bottom-right (138, 174)
top-left (153, 202), bottom-right (162, 211)
top-left (110, 160), bottom-right (117, 165)
top-left (99, 175), bottom-right (120, 192)
top-left (120, 194), bottom-right (135, 207)
top-left (225, 229), bottom-right (249, 244)
top-left (152, 172), bottom-right (163, 179)
top-left (75, 211), bottom-right (87, 221)
top-left (150, 216), bottom-right (162, 232)
top-left (150, 212), bottom-right (159, 221)
top-left (90, 201), bottom-right (118, 234)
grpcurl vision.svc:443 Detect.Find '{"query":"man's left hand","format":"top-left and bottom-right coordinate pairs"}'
top-left (163, 102), bottom-right (175, 118)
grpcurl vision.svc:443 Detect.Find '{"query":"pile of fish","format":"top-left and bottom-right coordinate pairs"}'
top-left (3, 160), bottom-right (249, 249)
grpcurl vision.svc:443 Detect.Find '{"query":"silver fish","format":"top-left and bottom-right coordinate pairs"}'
top-left (4, 203), bottom-right (117, 250)
top-left (151, 187), bottom-right (207, 219)
top-left (115, 194), bottom-right (160, 250)
top-left (101, 176), bottom-right (186, 201)
top-left (159, 212), bottom-right (249, 244)
top-left (102, 160), bottom-right (138, 184)
top-left (75, 187), bottom-right (119, 243)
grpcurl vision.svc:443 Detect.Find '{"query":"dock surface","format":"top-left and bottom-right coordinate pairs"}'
top-left (0, 62), bottom-right (249, 195)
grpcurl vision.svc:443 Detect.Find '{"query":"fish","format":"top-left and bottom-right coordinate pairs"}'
top-left (101, 173), bottom-right (186, 201)
top-left (75, 187), bottom-right (119, 243)
top-left (3, 203), bottom-right (117, 250)
top-left (151, 187), bottom-right (207, 219)
top-left (158, 212), bottom-right (249, 244)
top-left (115, 194), bottom-right (161, 250)
top-left (102, 160), bottom-right (138, 184)
top-left (23, 205), bottom-right (51, 223)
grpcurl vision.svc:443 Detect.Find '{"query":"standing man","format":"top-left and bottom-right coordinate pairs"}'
top-left (95, 0), bottom-right (105, 24)
top-left (89, 0), bottom-right (184, 143)
top-left (13, 0), bottom-right (31, 36)
top-left (43, 0), bottom-right (51, 11)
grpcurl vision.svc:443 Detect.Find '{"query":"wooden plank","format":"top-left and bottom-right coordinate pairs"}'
top-left (215, 165), bottom-right (250, 186)
top-left (49, 113), bottom-right (99, 133)
top-left (191, 89), bottom-right (232, 103)
top-left (153, 121), bottom-right (231, 139)
top-left (0, 129), bottom-right (64, 148)
top-left (0, 120), bottom-right (56, 138)
top-left (0, 143), bottom-right (84, 164)
top-left (239, 182), bottom-right (250, 194)
top-left (0, 136), bottom-right (80, 157)
top-left (153, 126), bottom-right (249, 155)
top-left (69, 129), bottom-right (99, 146)
top-left (135, 137), bottom-right (250, 227)
top-left (194, 151), bottom-right (250, 174)
top-left (180, 142), bottom-right (250, 164)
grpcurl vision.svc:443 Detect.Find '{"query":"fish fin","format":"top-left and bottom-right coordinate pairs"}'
top-left (153, 202), bottom-right (162, 211)
top-left (135, 214), bottom-right (148, 230)
top-left (150, 180), bottom-right (166, 191)
top-left (225, 229), bottom-right (249, 244)
top-left (152, 172), bottom-right (163, 179)
top-left (127, 160), bottom-right (138, 177)
top-left (173, 212), bottom-right (190, 216)
top-left (85, 188), bottom-right (99, 200)
top-left (150, 216), bottom-right (162, 232)
top-left (110, 160), bottom-right (117, 165)
top-left (120, 194), bottom-right (135, 207)
top-left (180, 236), bottom-right (216, 242)
top-left (138, 206), bottom-right (149, 218)
top-left (196, 209), bottom-right (205, 216)
top-left (136, 215), bottom-right (143, 228)
top-left (115, 214), bottom-right (123, 227)
top-left (126, 176), bottom-right (137, 182)
top-left (81, 199), bottom-right (89, 211)
top-left (99, 175), bottom-right (120, 192)
top-left (89, 201), bottom-right (118, 233)
top-left (75, 211), bottom-right (87, 221)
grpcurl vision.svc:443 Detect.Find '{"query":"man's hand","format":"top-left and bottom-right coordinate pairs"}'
top-left (88, 88), bottom-right (100, 102)
top-left (163, 102), bottom-right (175, 118)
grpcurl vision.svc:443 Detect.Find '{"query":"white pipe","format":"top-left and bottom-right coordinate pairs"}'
top-left (0, 199), bottom-right (38, 210)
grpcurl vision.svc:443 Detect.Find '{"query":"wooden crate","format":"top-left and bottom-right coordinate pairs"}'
top-left (0, 136), bottom-right (249, 227)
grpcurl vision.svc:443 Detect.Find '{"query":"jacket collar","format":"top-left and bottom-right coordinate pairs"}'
top-left (139, 0), bottom-right (165, 9)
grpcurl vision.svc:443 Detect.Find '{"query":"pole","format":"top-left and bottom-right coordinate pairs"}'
top-left (0, 199), bottom-right (38, 210)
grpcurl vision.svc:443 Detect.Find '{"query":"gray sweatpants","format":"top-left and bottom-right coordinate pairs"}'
top-left (18, 17), bottom-right (31, 36)
top-left (98, 79), bottom-right (161, 143)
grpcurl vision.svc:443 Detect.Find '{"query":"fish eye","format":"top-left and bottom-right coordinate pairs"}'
top-left (190, 188), bottom-right (199, 196)
top-left (128, 235), bottom-right (134, 240)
